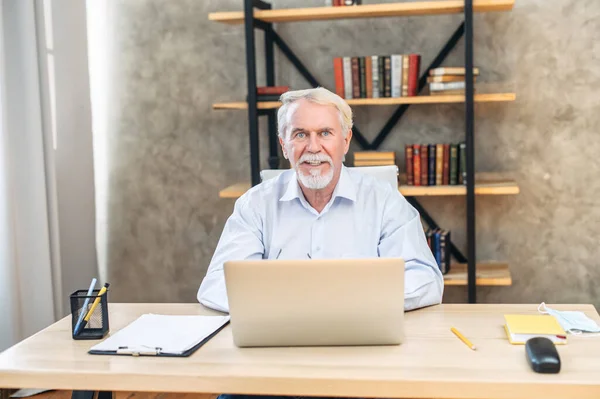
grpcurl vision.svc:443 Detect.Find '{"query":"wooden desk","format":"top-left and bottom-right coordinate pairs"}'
top-left (1, 303), bottom-right (600, 399)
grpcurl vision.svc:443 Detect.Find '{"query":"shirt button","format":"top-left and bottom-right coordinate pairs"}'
top-left (316, 246), bottom-right (321, 251)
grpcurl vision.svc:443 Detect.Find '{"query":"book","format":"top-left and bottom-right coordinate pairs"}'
top-left (429, 67), bottom-right (480, 76)
top-left (384, 56), bottom-right (392, 98)
top-left (333, 57), bottom-right (344, 98)
top-left (402, 55), bottom-right (409, 97)
top-left (459, 142), bottom-right (467, 185)
top-left (354, 160), bottom-right (395, 166)
top-left (351, 57), bottom-right (360, 98)
top-left (413, 144), bottom-right (421, 187)
top-left (343, 57), bottom-right (353, 99)
top-left (405, 145), bottom-right (414, 185)
top-left (439, 230), bottom-right (450, 274)
top-left (371, 55), bottom-right (380, 98)
top-left (442, 144), bottom-right (450, 185)
top-left (430, 81), bottom-right (467, 91)
top-left (89, 314), bottom-right (230, 357)
top-left (391, 55), bottom-right (402, 98)
top-left (420, 144), bottom-right (428, 186)
top-left (427, 75), bottom-right (476, 83)
top-left (359, 57), bottom-right (366, 98)
top-left (378, 56), bottom-right (386, 98)
top-left (256, 86), bottom-right (289, 95)
top-left (435, 144), bottom-right (444, 185)
top-left (354, 151), bottom-right (395, 160)
top-left (504, 314), bottom-right (567, 345)
top-left (428, 144), bottom-right (436, 186)
top-left (407, 54), bottom-right (420, 97)
top-left (254, 94), bottom-right (282, 102)
top-left (449, 144), bottom-right (458, 185)
top-left (433, 229), bottom-right (441, 269)
top-left (365, 56), bottom-right (373, 98)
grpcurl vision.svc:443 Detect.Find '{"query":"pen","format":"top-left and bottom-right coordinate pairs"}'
top-left (73, 278), bottom-right (97, 336)
top-left (451, 327), bottom-right (476, 350)
top-left (75, 282), bottom-right (110, 336)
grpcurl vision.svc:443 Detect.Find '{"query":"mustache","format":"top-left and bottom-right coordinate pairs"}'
top-left (296, 153), bottom-right (333, 167)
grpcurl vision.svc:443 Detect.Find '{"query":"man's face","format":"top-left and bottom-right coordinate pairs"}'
top-left (279, 99), bottom-right (352, 190)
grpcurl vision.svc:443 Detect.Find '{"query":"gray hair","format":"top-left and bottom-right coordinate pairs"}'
top-left (276, 87), bottom-right (353, 140)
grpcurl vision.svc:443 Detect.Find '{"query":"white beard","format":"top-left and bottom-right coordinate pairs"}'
top-left (295, 153), bottom-right (335, 190)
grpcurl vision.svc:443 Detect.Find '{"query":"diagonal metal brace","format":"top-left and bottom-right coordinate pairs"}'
top-left (370, 22), bottom-right (465, 149)
top-left (270, 30), bottom-right (371, 150)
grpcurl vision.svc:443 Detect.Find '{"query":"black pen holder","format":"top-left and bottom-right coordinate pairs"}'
top-left (69, 289), bottom-right (110, 340)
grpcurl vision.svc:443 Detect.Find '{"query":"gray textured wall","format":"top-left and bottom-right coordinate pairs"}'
top-left (102, 0), bottom-right (600, 307)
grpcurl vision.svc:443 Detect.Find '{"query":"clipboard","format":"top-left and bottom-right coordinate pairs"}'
top-left (88, 314), bottom-right (230, 357)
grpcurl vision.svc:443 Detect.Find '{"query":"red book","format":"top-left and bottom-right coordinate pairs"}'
top-left (442, 144), bottom-right (450, 185)
top-left (420, 144), bottom-right (428, 186)
top-left (333, 57), bottom-right (344, 98)
top-left (413, 144), bottom-right (421, 186)
top-left (257, 86), bottom-right (289, 95)
top-left (407, 54), bottom-right (421, 97)
top-left (405, 145), bottom-right (414, 186)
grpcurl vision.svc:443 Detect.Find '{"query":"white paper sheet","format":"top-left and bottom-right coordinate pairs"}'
top-left (90, 314), bottom-right (230, 355)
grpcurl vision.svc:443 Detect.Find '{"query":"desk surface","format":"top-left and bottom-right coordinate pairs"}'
top-left (1, 303), bottom-right (600, 399)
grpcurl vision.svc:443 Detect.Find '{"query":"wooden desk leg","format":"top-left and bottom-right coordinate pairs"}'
top-left (71, 391), bottom-right (112, 399)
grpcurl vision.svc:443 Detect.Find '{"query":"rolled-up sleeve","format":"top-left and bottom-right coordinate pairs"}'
top-left (377, 191), bottom-right (444, 311)
top-left (197, 194), bottom-right (264, 313)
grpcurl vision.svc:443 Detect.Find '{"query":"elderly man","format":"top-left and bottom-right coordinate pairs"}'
top-left (198, 87), bottom-right (443, 312)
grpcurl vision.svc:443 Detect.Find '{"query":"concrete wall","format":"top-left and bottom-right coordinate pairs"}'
top-left (100, 0), bottom-right (600, 307)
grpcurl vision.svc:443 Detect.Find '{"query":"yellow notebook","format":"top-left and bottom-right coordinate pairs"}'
top-left (504, 314), bottom-right (567, 345)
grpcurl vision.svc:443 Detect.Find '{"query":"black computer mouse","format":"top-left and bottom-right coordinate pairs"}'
top-left (525, 337), bottom-right (561, 374)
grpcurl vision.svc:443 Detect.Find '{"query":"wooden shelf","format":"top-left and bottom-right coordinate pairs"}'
top-left (399, 181), bottom-right (520, 196)
top-left (213, 93), bottom-right (516, 110)
top-left (209, 0), bottom-right (515, 24)
top-left (219, 176), bottom-right (519, 199)
top-left (444, 262), bottom-right (511, 286)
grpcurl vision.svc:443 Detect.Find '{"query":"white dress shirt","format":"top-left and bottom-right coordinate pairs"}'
top-left (198, 166), bottom-right (444, 312)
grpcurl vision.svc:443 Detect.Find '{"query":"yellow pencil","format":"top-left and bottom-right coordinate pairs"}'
top-left (451, 327), bottom-right (476, 350)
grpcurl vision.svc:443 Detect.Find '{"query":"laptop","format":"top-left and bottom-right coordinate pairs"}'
top-left (224, 258), bottom-right (405, 347)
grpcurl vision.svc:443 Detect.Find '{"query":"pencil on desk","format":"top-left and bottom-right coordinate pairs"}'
top-left (451, 327), bottom-right (476, 350)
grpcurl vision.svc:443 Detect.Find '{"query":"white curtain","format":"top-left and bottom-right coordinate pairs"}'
top-left (0, 0), bottom-right (98, 352)
top-left (0, 0), bottom-right (56, 352)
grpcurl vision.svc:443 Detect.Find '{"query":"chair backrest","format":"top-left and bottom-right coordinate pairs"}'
top-left (260, 165), bottom-right (399, 190)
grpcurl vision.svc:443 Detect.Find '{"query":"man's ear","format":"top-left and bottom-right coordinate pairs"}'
top-left (344, 128), bottom-right (353, 154)
top-left (279, 136), bottom-right (288, 159)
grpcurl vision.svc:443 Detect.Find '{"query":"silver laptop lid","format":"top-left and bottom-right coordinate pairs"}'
top-left (224, 258), bottom-right (405, 347)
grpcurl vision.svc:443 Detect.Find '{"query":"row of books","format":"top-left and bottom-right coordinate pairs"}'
top-left (426, 228), bottom-right (451, 275)
top-left (405, 143), bottom-right (467, 186)
top-left (333, 55), bottom-right (421, 100)
top-left (427, 67), bottom-right (479, 96)
top-left (353, 151), bottom-right (395, 167)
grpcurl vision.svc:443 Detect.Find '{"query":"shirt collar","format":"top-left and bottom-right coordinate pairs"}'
top-left (279, 165), bottom-right (357, 203)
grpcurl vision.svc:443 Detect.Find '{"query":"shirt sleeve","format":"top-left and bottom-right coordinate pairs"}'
top-left (197, 194), bottom-right (265, 313)
top-left (377, 190), bottom-right (444, 311)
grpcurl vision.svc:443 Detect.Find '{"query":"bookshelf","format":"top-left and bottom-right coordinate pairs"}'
top-left (209, 0), bottom-right (515, 24)
top-left (209, 0), bottom-right (517, 301)
top-left (213, 93), bottom-right (516, 110)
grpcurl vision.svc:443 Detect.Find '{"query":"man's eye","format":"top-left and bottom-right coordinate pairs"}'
top-left (296, 132), bottom-right (306, 139)
top-left (321, 131), bottom-right (331, 137)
